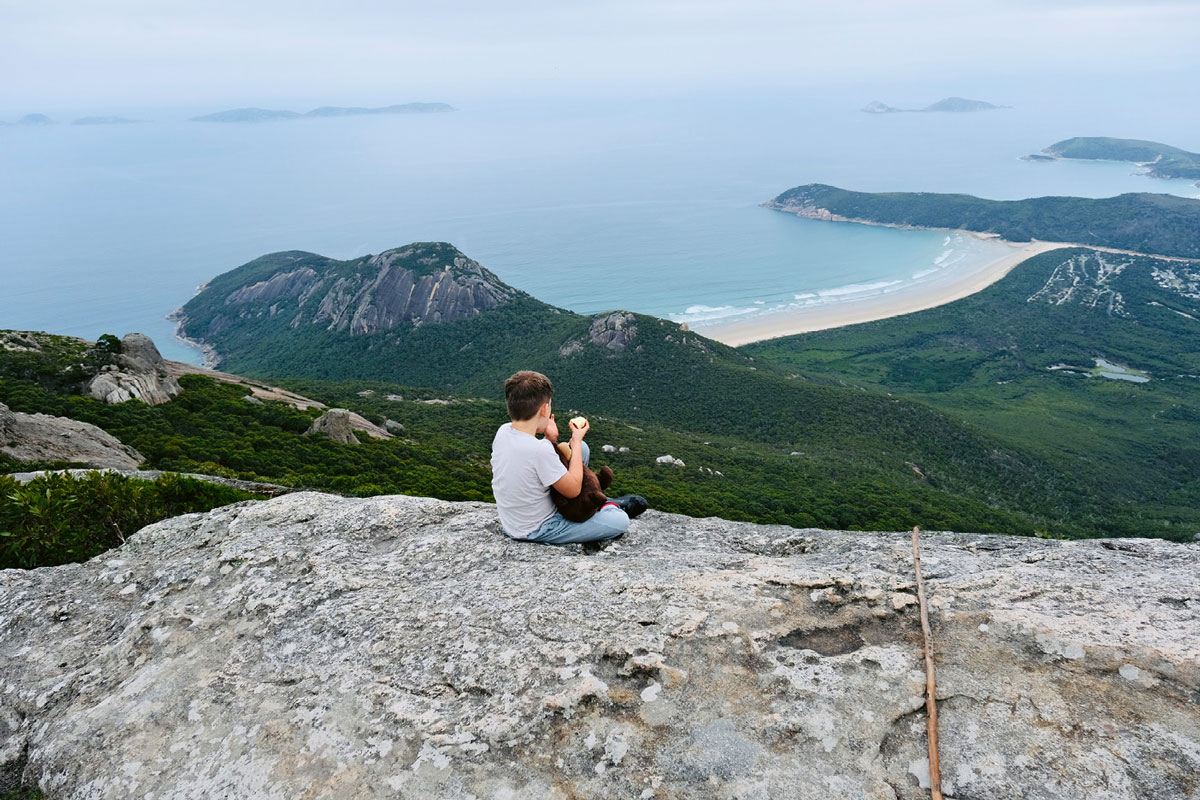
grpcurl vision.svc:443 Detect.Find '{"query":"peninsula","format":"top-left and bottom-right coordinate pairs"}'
top-left (764, 183), bottom-right (1200, 259)
top-left (1026, 137), bottom-right (1200, 184)
top-left (191, 102), bottom-right (455, 123)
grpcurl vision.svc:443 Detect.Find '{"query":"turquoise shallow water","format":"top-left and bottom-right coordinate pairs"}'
top-left (1, 87), bottom-right (1197, 364)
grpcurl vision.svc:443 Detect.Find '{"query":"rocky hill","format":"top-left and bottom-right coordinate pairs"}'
top-left (0, 491), bottom-right (1195, 798)
top-left (173, 243), bottom-right (528, 366)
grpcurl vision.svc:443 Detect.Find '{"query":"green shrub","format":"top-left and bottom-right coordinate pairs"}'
top-left (0, 471), bottom-right (257, 570)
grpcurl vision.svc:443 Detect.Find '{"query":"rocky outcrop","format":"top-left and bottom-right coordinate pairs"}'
top-left (0, 332), bottom-right (49, 353)
top-left (0, 491), bottom-right (1196, 799)
top-left (562, 312), bottom-right (640, 356)
top-left (589, 311), bottom-right (638, 351)
top-left (85, 333), bottom-right (182, 405)
top-left (304, 408), bottom-right (359, 444)
top-left (0, 402), bottom-right (143, 469)
top-left (303, 409), bottom-right (392, 444)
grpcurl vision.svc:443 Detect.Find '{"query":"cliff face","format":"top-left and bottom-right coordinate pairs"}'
top-left (1, 492), bottom-right (1196, 799)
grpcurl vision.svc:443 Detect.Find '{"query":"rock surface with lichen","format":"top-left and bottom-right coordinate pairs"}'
top-left (0, 401), bottom-right (143, 469)
top-left (0, 491), bottom-right (1197, 799)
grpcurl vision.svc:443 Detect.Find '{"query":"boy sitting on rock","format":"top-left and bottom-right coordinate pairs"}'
top-left (490, 370), bottom-right (647, 544)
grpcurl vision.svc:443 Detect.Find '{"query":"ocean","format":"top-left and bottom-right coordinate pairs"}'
top-left (2, 84), bottom-right (1197, 364)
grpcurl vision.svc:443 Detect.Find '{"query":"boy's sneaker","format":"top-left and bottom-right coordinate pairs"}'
top-left (611, 494), bottom-right (649, 519)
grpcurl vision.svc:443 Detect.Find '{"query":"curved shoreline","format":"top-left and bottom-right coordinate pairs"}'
top-left (165, 306), bottom-right (220, 369)
top-left (701, 236), bottom-right (1072, 347)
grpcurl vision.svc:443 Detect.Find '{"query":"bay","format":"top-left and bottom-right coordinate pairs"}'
top-left (1, 84), bottom-right (1196, 364)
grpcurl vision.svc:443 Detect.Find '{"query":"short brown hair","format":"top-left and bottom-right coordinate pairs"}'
top-left (505, 370), bottom-right (554, 421)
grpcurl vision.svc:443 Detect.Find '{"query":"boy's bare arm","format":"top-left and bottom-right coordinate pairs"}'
top-left (550, 419), bottom-right (589, 499)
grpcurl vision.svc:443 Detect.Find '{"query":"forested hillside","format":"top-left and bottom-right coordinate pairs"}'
top-left (766, 184), bottom-right (1200, 258)
top-left (746, 246), bottom-right (1200, 540)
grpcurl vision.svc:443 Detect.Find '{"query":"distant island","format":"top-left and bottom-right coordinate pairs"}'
top-left (191, 103), bottom-right (455, 123)
top-left (765, 183), bottom-right (1200, 259)
top-left (73, 116), bottom-right (141, 125)
top-left (1025, 137), bottom-right (1200, 184)
top-left (861, 97), bottom-right (1006, 114)
top-left (4, 113), bottom-right (55, 126)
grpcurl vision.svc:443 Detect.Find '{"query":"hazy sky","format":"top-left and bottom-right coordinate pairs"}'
top-left (3, 0), bottom-right (1198, 112)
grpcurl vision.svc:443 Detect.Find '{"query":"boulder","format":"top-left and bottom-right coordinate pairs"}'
top-left (304, 408), bottom-right (360, 444)
top-left (656, 454), bottom-right (686, 467)
top-left (0, 402), bottom-right (143, 469)
top-left (85, 333), bottom-right (182, 405)
top-left (0, 492), bottom-right (1196, 799)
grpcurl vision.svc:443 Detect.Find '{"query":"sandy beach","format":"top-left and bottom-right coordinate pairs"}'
top-left (700, 237), bottom-right (1072, 347)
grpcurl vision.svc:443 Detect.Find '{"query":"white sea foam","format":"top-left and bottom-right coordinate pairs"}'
top-left (674, 303), bottom-right (760, 323)
top-left (793, 292), bottom-right (817, 300)
top-left (911, 268), bottom-right (939, 279)
top-left (934, 249), bottom-right (952, 266)
top-left (942, 236), bottom-right (951, 246)
top-left (816, 279), bottom-right (903, 298)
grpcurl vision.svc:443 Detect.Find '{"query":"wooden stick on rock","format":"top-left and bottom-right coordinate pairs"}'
top-left (911, 525), bottom-right (944, 800)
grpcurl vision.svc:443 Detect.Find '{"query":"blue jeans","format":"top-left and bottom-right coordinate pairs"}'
top-left (513, 440), bottom-right (631, 545)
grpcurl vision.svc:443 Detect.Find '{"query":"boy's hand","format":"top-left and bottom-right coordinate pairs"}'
top-left (544, 414), bottom-right (559, 443)
top-left (570, 418), bottom-right (589, 440)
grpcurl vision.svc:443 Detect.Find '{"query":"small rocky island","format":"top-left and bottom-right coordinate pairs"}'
top-left (862, 97), bottom-right (1006, 113)
top-left (73, 116), bottom-right (141, 125)
top-left (192, 103), bottom-right (455, 123)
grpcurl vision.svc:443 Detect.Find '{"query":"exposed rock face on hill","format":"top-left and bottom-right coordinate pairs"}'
top-left (0, 401), bottom-right (143, 469)
top-left (1, 492), bottom-right (1196, 799)
top-left (85, 333), bottom-right (182, 405)
top-left (211, 244), bottom-right (517, 337)
top-left (303, 408), bottom-right (392, 444)
top-left (317, 247), bottom-right (515, 334)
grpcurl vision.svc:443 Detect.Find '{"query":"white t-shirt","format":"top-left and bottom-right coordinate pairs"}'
top-left (490, 422), bottom-right (568, 537)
